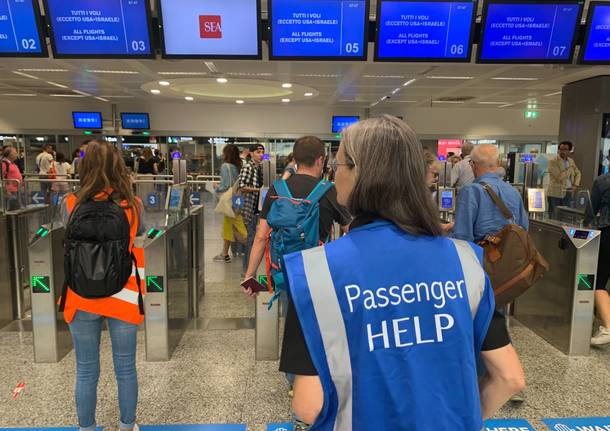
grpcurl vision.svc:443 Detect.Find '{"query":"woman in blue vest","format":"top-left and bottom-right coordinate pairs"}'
top-left (281, 115), bottom-right (525, 430)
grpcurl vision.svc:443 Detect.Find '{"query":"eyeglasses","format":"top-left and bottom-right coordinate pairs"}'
top-left (330, 158), bottom-right (354, 173)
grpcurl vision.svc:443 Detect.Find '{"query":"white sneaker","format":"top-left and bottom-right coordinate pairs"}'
top-left (120, 424), bottom-right (139, 431)
top-left (591, 326), bottom-right (610, 345)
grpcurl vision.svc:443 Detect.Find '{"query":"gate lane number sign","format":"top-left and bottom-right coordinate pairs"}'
top-left (189, 192), bottom-right (201, 206)
top-left (542, 417), bottom-right (610, 430)
top-left (484, 419), bottom-right (535, 430)
top-left (267, 424), bottom-right (293, 431)
top-left (147, 192), bottom-right (160, 208)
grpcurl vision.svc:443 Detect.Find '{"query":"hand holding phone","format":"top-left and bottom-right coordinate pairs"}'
top-left (240, 277), bottom-right (267, 295)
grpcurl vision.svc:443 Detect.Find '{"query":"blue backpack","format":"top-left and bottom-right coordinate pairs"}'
top-left (264, 179), bottom-right (334, 307)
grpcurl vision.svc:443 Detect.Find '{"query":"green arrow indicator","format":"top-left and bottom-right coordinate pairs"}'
top-left (32, 276), bottom-right (50, 293)
top-left (577, 274), bottom-right (595, 291)
top-left (146, 276), bottom-right (164, 293)
top-left (258, 275), bottom-right (269, 289)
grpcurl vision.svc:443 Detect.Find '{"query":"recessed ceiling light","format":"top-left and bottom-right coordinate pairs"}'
top-left (236, 100), bottom-right (245, 104)
top-left (282, 98), bottom-right (291, 103)
top-left (427, 76), bottom-right (474, 80)
top-left (185, 96), bottom-right (194, 101)
top-left (159, 81), bottom-right (170, 86)
top-left (304, 92), bottom-right (314, 97)
top-left (491, 77), bottom-right (539, 81)
top-left (216, 77), bottom-right (228, 84)
top-left (282, 83), bottom-right (292, 88)
top-left (150, 89), bottom-right (161, 94)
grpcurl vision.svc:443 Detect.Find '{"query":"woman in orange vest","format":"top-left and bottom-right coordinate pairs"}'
top-left (60, 140), bottom-right (145, 431)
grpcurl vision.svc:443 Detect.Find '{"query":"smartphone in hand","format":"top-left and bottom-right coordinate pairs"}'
top-left (240, 277), bottom-right (267, 293)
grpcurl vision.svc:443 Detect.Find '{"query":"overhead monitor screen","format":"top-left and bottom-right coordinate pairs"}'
top-left (73, 111), bottom-right (102, 129)
top-left (580, 2), bottom-right (610, 64)
top-left (478, 1), bottom-right (582, 63)
top-left (269, 0), bottom-right (369, 60)
top-left (0, 0), bottom-right (46, 57)
top-left (121, 113), bottom-right (150, 130)
top-left (332, 116), bottom-right (360, 133)
top-left (375, 0), bottom-right (476, 62)
top-left (44, 0), bottom-right (153, 58)
top-left (159, 0), bottom-right (262, 59)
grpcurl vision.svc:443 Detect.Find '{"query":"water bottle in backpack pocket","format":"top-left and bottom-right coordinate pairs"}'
top-left (264, 179), bottom-right (334, 308)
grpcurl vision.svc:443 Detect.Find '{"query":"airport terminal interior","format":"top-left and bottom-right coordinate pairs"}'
top-left (1, 0), bottom-right (610, 430)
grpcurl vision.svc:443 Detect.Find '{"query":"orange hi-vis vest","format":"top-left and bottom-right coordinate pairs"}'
top-left (62, 193), bottom-right (145, 325)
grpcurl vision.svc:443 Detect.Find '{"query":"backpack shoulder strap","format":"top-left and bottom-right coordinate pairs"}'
top-left (273, 179), bottom-right (293, 198)
top-left (479, 182), bottom-right (514, 220)
top-left (306, 180), bottom-right (333, 204)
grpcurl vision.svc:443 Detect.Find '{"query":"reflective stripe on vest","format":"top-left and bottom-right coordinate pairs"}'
top-left (449, 238), bottom-right (486, 318)
top-left (301, 246), bottom-right (353, 431)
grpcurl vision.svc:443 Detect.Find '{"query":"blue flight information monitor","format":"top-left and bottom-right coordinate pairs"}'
top-left (121, 113), bottom-right (150, 130)
top-left (375, 0), bottom-right (476, 61)
top-left (44, 0), bottom-right (153, 58)
top-left (580, 3), bottom-right (610, 64)
top-left (479, 1), bottom-right (582, 63)
top-left (270, 0), bottom-right (368, 59)
top-left (0, 0), bottom-right (46, 56)
top-left (332, 116), bottom-right (360, 133)
top-left (73, 112), bottom-right (102, 129)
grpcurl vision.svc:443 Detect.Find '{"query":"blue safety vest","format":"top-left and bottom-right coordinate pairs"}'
top-left (283, 220), bottom-right (495, 431)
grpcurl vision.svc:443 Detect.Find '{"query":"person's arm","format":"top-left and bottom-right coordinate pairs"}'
top-left (216, 164), bottom-right (230, 193)
top-left (518, 199), bottom-right (529, 231)
top-left (479, 344), bottom-right (526, 418)
top-left (548, 158), bottom-right (569, 183)
top-left (451, 185), bottom-right (478, 242)
top-left (572, 159), bottom-right (582, 187)
top-left (244, 218), bottom-right (271, 280)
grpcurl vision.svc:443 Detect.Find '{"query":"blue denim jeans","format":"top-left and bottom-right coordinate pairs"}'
top-left (68, 311), bottom-right (138, 431)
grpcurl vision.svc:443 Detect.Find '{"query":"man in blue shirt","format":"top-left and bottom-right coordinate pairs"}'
top-left (453, 144), bottom-right (529, 242)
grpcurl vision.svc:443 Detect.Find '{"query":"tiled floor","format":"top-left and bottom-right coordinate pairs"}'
top-left (0, 207), bottom-right (609, 431)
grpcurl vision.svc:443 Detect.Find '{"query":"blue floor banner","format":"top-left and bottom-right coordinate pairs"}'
top-left (542, 417), bottom-right (610, 430)
top-left (266, 424), bottom-right (293, 431)
top-left (484, 419), bottom-right (536, 430)
top-left (141, 426), bottom-right (246, 431)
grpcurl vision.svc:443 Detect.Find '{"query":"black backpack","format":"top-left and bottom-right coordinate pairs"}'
top-left (59, 196), bottom-right (143, 314)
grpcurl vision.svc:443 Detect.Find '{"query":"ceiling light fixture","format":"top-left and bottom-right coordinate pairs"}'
top-left (159, 81), bottom-right (170, 86)
top-left (0, 93), bottom-right (36, 97)
top-left (282, 98), bottom-right (291, 103)
top-left (99, 95), bottom-right (135, 98)
top-left (304, 92), bottom-right (314, 97)
top-left (17, 68), bottom-right (68, 73)
top-left (94, 96), bottom-right (109, 102)
top-left (158, 71), bottom-right (207, 76)
top-left (185, 96), bottom-right (194, 101)
top-left (477, 101), bottom-right (511, 105)
top-left (402, 79), bottom-right (417, 87)
top-left (236, 100), bottom-right (245, 104)
top-left (72, 89), bottom-right (92, 96)
top-left (50, 94), bottom-right (85, 98)
top-left (282, 83), bottom-right (293, 88)
top-left (363, 75), bottom-right (405, 79)
top-left (216, 77), bottom-right (228, 84)
top-left (150, 89), bottom-right (161, 94)
top-left (12, 71), bottom-right (39, 79)
top-left (432, 100), bottom-right (465, 104)
top-left (391, 88), bottom-right (401, 95)
top-left (427, 76), bottom-right (474, 80)
top-left (46, 81), bottom-right (68, 89)
top-left (87, 70), bottom-right (139, 75)
top-left (491, 77), bottom-right (539, 81)
top-left (544, 91), bottom-right (562, 97)
top-left (205, 62), bottom-right (218, 73)
top-left (499, 103), bottom-right (515, 108)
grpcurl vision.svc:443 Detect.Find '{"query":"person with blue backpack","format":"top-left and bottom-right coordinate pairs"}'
top-left (253, 116), bottom-right (525, 430)
top-left (242, 135), bottom-right (351, 374)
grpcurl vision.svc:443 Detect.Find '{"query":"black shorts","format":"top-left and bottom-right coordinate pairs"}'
top-left (595, 226), bottom-right (610, 291)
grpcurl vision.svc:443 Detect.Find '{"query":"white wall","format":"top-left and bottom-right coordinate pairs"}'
top-left (0, 100), bottom-right (560, 140)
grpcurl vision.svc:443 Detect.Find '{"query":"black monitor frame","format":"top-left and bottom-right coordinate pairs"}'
top-left (578, 1), bottom-right (610, 65)
top-left (477, 0), bottom-right (584, 64)
top-left (0, 0), bottom-right (48, 58)
top-left (43, 0), bottom-right (155, 59)
top-left (158, 0), bottom-right (263, 60)
top-left (268, 0), bottom-right (370, 61)
top-left (374, 0), bottom-right (477, 63)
